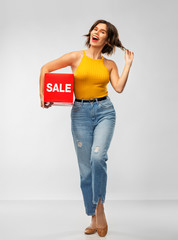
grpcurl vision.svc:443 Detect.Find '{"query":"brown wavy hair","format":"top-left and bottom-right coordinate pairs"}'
top-left (83, 19), bottom-right (126, 56)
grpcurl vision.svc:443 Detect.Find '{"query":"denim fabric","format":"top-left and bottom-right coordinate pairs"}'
top-left (70, 96), bottom-right (116, 215)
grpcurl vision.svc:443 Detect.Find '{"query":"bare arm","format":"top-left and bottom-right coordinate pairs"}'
top-left (39, 51), bottom-right (77, 108)
top-left (110, 49), bottom-right (134, 93)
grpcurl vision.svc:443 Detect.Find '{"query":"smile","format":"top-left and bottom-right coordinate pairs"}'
top-left (92, 35), bottom-right (99, 41)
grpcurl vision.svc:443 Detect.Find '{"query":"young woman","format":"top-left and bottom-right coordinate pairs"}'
top-left (39, 19), bottom-right (134, 237)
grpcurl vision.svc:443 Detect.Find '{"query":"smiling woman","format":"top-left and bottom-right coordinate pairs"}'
top-left (83, 19), bottom-right (126, 55)
top-left (39, 18), bottom-right (134, 237)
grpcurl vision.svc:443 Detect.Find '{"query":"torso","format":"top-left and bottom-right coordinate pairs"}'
top-left (71, 50), bottom-right (112, 76)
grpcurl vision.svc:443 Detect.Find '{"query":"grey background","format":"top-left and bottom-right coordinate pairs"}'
top-left (0, 0), bottom-right (177, 200)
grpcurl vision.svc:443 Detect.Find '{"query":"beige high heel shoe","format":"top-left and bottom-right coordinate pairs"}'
top-left (84, 215), bottom-right (97, 235)
top-left (97, 223), bottom-right (108, 237)
top-left (84, 226), bottom-right (97, 234)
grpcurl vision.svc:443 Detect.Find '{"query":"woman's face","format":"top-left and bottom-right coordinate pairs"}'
top-left (90, 23), bottom-right (108, 47)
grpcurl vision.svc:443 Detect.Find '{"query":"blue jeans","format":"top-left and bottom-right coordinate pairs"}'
top-left (71, 96), bottom-right (116, 215)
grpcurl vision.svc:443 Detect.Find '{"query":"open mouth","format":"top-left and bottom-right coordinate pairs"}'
top-left (92, 35), bottom-right (99, 41)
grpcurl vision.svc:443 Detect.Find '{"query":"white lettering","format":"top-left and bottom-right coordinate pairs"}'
top-left (46, 83), bottom-right (52, 92)
top-left (65, 84), bottom-right (71, 92)
top-left (53, 83), bottom-right (59, 92)
top-left (59, 83), bottom-right (65, 92)
top-left (46, 83), bottom-right (72, 93)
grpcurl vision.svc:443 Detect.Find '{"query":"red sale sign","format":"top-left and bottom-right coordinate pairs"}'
top-left (44, 73), bottom-right (74, 106)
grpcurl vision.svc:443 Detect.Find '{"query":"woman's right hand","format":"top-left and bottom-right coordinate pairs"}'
top-left (40, 94), bottom-right (53, 108)
top-left (39, 51), bottom-right (77, 109)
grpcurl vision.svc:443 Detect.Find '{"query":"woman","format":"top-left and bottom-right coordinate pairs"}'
top-left (39, 19), bottom-right (134, 237)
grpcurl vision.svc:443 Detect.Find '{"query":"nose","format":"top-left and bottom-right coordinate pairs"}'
top-left (94, 32), bottom-right (99, 37)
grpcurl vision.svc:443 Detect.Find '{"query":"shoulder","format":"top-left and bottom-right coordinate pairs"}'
top-left (103, 57), bottom-right (117, 73)
top-left (63, 50), bottom-right (83, 66)
top-left (103, 57), bottom-right (116, 66)
top-left (66, 50), bottom-right (83, 60)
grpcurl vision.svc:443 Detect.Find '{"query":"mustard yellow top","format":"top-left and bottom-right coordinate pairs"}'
top-left (74, 50), bottom-right (110, 99)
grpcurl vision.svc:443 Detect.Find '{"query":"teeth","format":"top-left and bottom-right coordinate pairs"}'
top-left (93, 36), bottom-right (99, 40)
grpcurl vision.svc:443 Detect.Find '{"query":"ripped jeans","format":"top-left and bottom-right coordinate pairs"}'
top-left (71, 96), bottom-right (116, 216)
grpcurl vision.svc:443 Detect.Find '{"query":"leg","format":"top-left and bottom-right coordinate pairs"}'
top-left (91, 108), bottom-right (116, 237)
top-left (71, 103), bottom-right (97, 216)
top-left (91, 114), bottom-right (116, 205)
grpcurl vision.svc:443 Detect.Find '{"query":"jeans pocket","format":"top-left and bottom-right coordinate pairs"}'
top-left (99, 99), bottom-right (114, 109)
top-left (72, 101), bottom-right (82, 112)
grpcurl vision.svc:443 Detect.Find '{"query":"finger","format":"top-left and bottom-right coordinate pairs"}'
top-left (43, 103), bottom-right (47, 108)
top-left (44, 102), bottom-right (53, 108)
top-left (48, 102), bottom-right (53, 108)
top-left (43, 102), bottom-right (48, 108)
top-left (44, 103), bottom-right (49, 108)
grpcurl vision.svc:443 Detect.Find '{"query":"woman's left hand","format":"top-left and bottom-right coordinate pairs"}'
top-left (124, 49), bottom-right (134, 66)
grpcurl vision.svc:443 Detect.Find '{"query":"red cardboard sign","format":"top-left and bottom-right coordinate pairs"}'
top-left (44, 73), bottom-right (74, 106)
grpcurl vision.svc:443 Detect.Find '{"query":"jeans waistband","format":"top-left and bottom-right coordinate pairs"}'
top-left (75, 96), bottom-right (107, 103)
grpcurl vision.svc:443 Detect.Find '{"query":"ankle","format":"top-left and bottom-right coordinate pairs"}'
top-left (96, 206), bottom-right (104, 214)
top-left (97, 201), bottom-right (104, 210)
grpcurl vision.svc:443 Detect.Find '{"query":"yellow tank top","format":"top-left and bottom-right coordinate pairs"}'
top-left (74, 50), bottom-right (110, 99)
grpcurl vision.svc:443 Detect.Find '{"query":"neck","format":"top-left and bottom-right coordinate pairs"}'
top-left (86, 46), bottom-right (103, 59)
